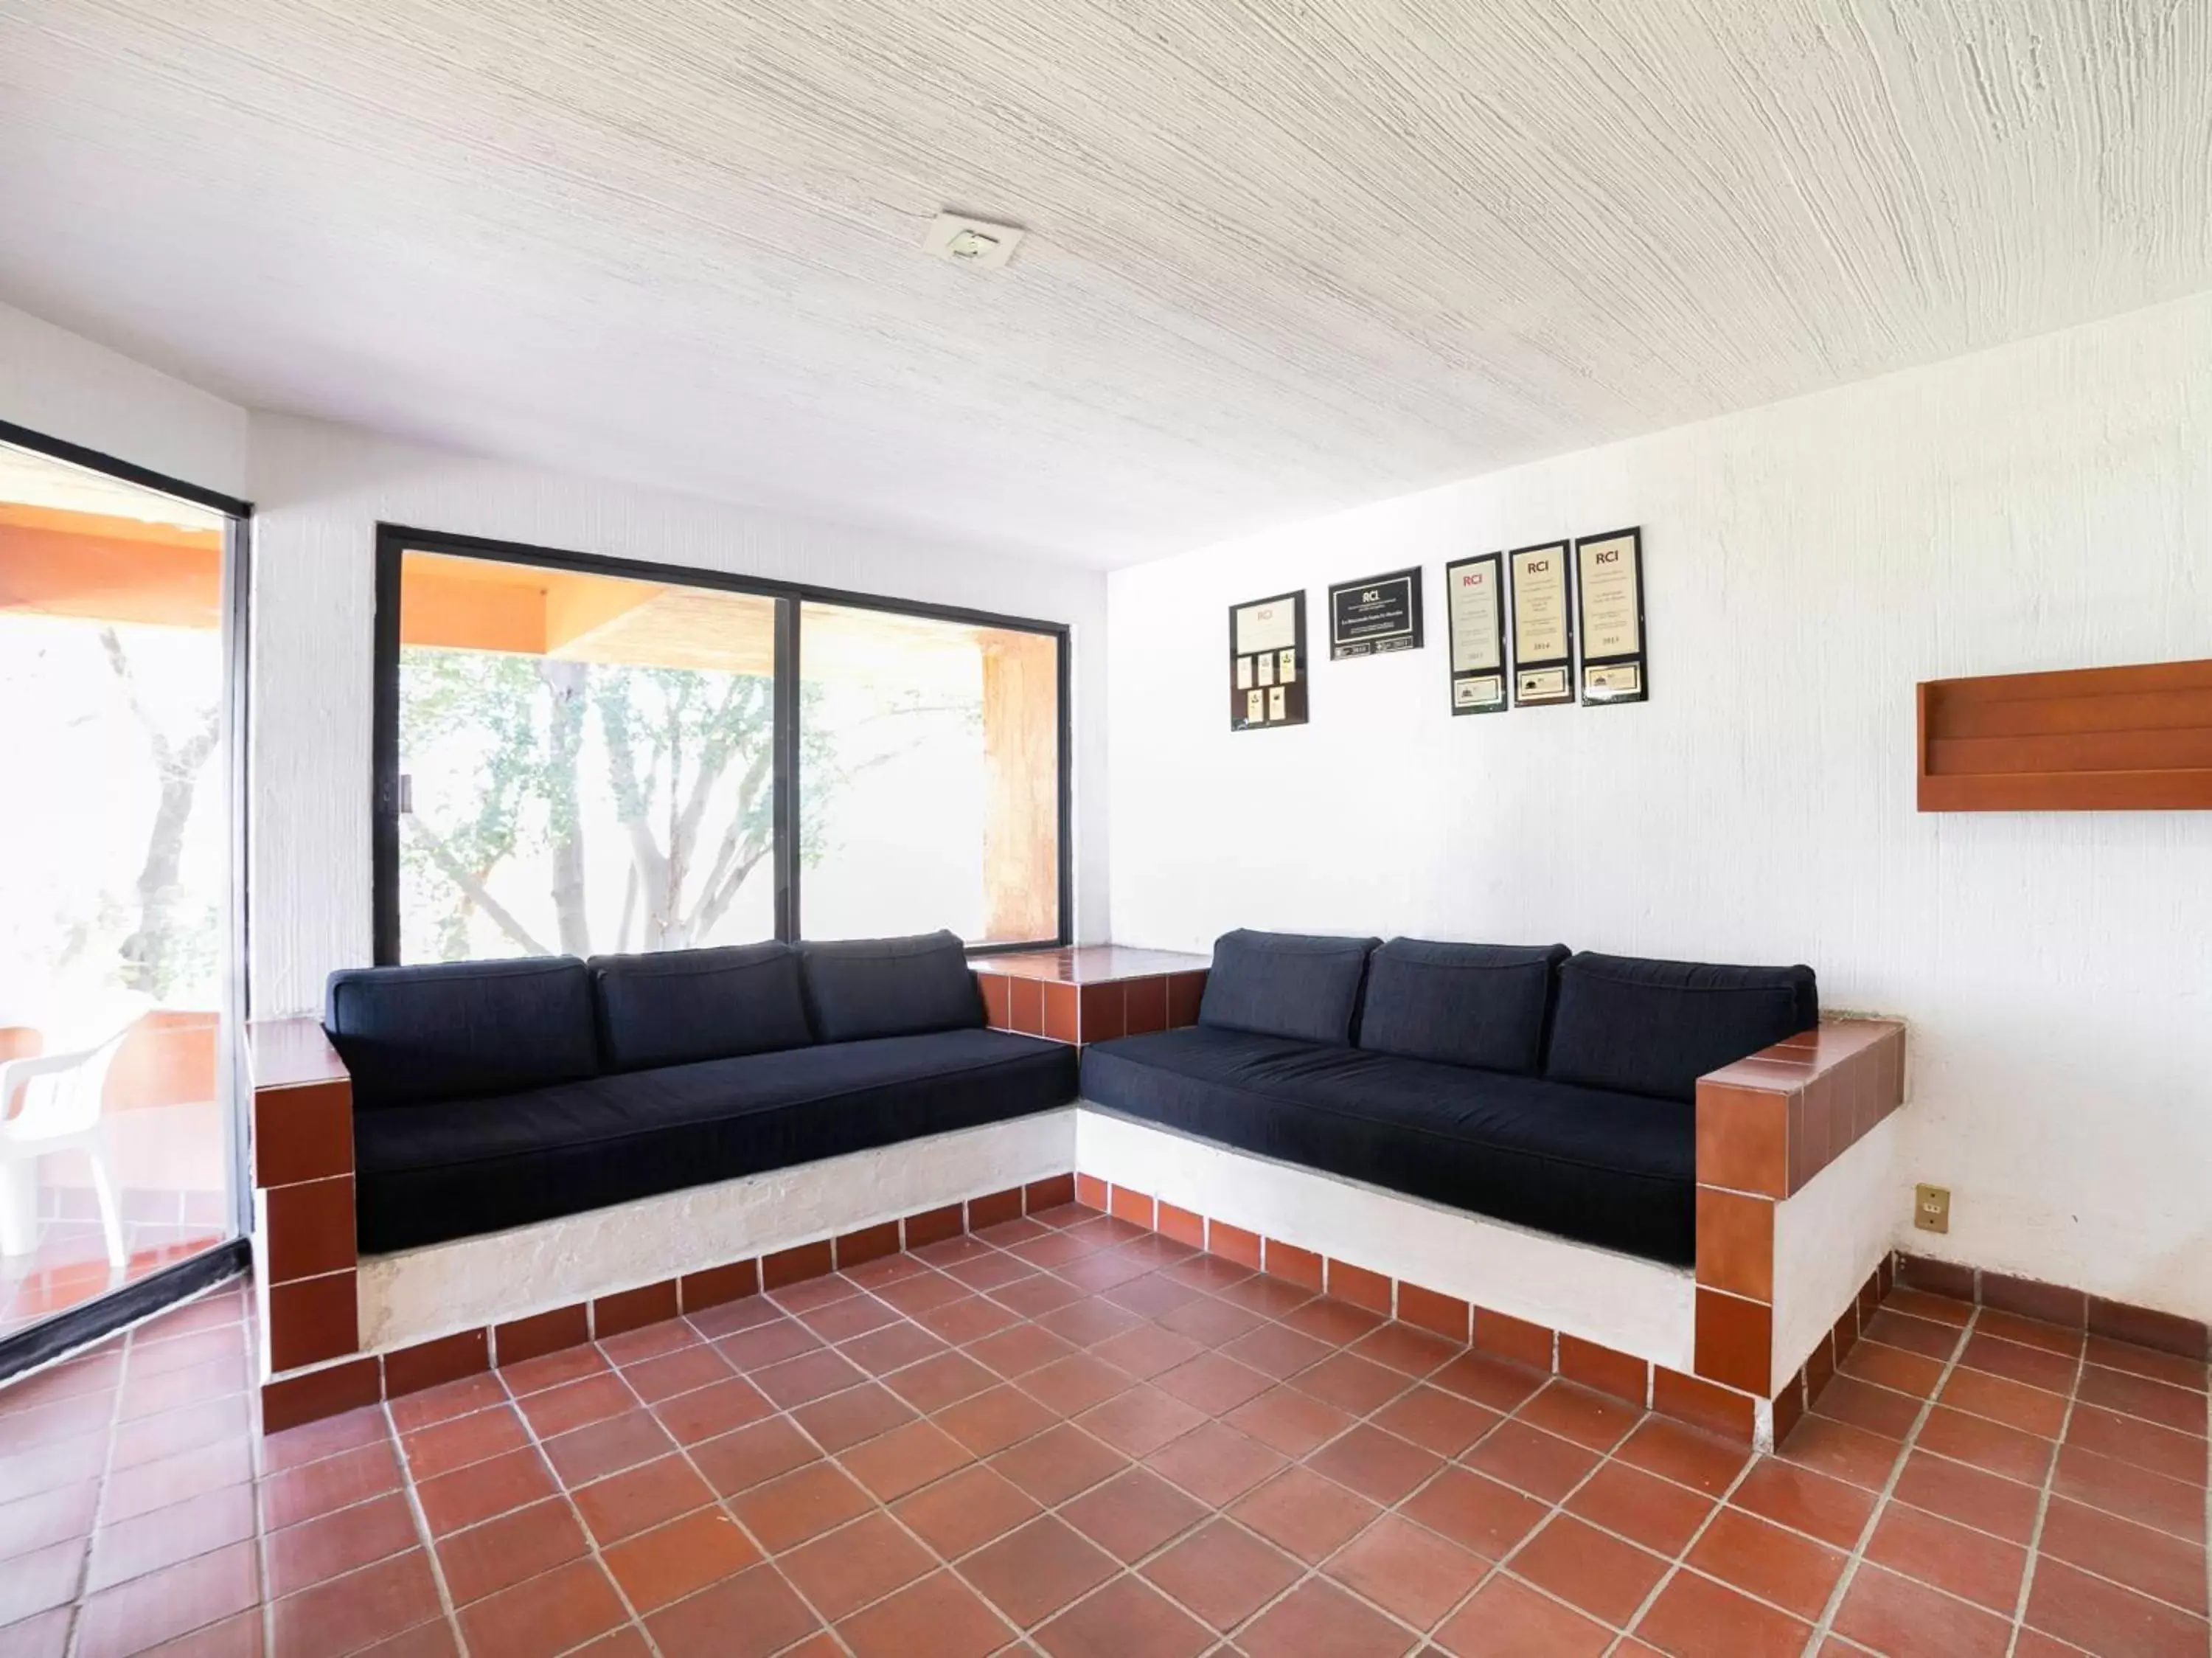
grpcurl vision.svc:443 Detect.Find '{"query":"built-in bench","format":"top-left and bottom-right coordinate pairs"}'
top-left (1082, 932), bottom-right (1818, 1266)
top-left (245, 929), bottom-right (1905, 1449)
top-left (326, 935), bottom-right (1075, 1251)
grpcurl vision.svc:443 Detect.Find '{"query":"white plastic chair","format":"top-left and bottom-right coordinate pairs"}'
top-left (0, 1026), bottom-right (133, 1267)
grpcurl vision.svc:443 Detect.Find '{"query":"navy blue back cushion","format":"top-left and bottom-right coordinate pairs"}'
top-left (324, 957), bottom-right (599, 1110)
top-left (1197, 929), bottom-right (1380, 1047)
top-left (588, 943), bottom-right (813, 1072)
top-left (1544, 952), bottom-right (1818, 1103)
top-left (1357, 938), bottom-right (1569, 1075)
top-left (799, 932), bottom-right (984, 1042)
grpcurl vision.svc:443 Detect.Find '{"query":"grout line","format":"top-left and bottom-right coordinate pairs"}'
top-left (1596, 1441), bottom-right (1767, 1654)
top-left (492, 1336), bottom-right (678, 1658)
top-left (382, 1390), bottom-right (474, 1658)
top-left (61, 1282), bottom-right (142, 1658)
top-left (2000, 1314), bottom-right (2092, 1657)
top-left (1803, 1300), bottom-right (1980, 1653)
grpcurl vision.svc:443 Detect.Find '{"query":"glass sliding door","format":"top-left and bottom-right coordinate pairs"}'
top-left (393, 549), bottom-right (782, 960)
top-left (0, 436), bottom-right (243, 1344)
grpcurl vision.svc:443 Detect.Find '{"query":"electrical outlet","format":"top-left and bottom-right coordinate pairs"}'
top-left (1914, 1183), bottom-right (1951, 1234)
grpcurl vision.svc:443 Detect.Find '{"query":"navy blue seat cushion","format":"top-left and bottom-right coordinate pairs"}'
top-left (325, 957), bottom-right (599, 1111)
top-left (588, 943), bottom-right (813, 1072)
top-left (1197, 929), bottom-right (1380, 1046)
top-left (1082, 1027), bottom-right (1695, 1263)
top-left (1357, 939), bottom-right (1569, 1075)
top-left (1544, 952), bottom-right (1818, 1103)
top-left (354, 1029), bottom-right (1077, 1252)
top-left (799, 932), bottom-right (984, 1043)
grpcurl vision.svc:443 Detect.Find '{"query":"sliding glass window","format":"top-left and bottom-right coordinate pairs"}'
top-left (377, 531), bottom-right (1067, 961)
top-left (800, 603), bottom-right (1062, 946)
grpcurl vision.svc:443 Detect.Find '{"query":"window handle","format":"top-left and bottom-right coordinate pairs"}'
top-left (397, 772), bottom-right (413, 815)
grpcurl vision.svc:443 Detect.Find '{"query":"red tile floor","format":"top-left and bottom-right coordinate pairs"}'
top-left (1, 1205), bottom-right (2205, 1657)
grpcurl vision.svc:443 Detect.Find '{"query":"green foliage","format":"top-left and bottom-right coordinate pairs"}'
top-left (400, 643), bottom-right (974, 960)
top-left (399, 649), bottom-right (555, 957)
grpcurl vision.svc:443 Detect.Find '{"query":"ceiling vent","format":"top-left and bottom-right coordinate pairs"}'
top-left (922, 212), bottom-right (1026, 270)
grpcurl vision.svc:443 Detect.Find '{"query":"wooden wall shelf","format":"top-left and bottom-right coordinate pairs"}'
top-left (1917, 659), bottom-right (2212, 811)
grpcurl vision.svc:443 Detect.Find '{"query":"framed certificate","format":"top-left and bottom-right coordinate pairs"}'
top-left (1228, 591), bottom-right (1309, 730)
top-left (1444, 552), bottom-right (1507, 715)
top-left (1508, 540), bottom-right (1573, 707)
top-left (1574, 526), bottom-right (1647, 706)
top-left (1327, 567), bottom-right (1424, 659)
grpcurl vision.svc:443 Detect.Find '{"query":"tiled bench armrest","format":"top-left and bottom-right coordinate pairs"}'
top-left (1690, 1016), bottom-right (1907, 1412)
top-left (244, 1017), bottom-right (361, 1387)
top-left (245, 1017), bottom-right (354, 1188)
top-left (1694, 1016), bottom-right (1906, 1199)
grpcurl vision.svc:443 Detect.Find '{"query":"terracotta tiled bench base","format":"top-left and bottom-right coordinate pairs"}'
top-left (263, 1176), bottom-right (1078, 1432)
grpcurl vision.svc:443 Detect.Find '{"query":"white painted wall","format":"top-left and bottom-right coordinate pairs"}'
top-left (1106, 291), bottom-right (2212, 1325)
top-left (0, 298), bottom-right (248, 497)
top-left (248, 412), bottom-right (1110, 1015)
top-left (1771, 1113), bottom-right (1903, 1394)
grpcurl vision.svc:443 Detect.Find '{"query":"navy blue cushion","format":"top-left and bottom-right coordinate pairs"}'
top-left (324, 957), bottom-right (598, 1111)
top-left (1082, 1027), bottom-right (1694, 1264)
top-left (1197, 929), bottom-right (1380, 1046)
top-left (1357, 938), bottom-right (1569, 1075)
top-left (588, 943), bottom-right (813, 1072)
top-left (799, 932), bottom-right (984, 1042)
top-left (354, 1029), bottom-right (1076, 1251)
top-left (1543, 952), bottom-right (1818, 1103)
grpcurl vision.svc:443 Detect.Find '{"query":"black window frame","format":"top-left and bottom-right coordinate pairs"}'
top-left (371, 522), bottom-right (1074, 963)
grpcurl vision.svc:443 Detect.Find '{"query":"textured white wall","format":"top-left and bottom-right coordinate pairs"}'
top-left (0, 298), bottom-right (248, 497)
top-left (248, 412), bottom-right (1110, 1016)
top-left (1106, 292), bottom-right (2212, 1324)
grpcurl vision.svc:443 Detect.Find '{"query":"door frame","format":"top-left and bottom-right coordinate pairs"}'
top-left (0, 417), bottom-right (254, 1384)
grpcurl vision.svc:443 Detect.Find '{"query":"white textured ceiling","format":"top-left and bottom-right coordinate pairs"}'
top-left (1, 1), bottom-right (2207, 566)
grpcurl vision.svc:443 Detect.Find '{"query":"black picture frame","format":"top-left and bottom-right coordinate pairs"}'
top-left (1444, 552), bottom-right (1509, 715)
top-left (1507, 539), bottom-right (1575, 707)
top-left (1326, 566), bottom-right (1424, 659)
top-left (1573, 525), bottom-right (1649, 707)
top-left (1227, 589), bottom-right (1309, 730)
top-left (372, 523), bottom-right (1074, 960)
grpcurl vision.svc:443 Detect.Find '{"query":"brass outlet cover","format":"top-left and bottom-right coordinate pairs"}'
top-left (1914, 1183), bottom-right (1951, 1234)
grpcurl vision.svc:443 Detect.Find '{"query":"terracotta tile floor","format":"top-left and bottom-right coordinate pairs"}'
top-left (1, 1208), bottom-right (2205, 1657)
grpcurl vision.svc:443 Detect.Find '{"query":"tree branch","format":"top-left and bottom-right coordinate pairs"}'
top-left (403, 816), bottom-right (550, 956)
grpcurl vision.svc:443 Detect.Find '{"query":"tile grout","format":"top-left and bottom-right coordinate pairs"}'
top-left (378, 1387), bottom-right (475, 1658)
top-left (1801, 1296), bottom-right (1984, 1654)
top-left (1999, 1317), bottom-right (2090, 1658)
top-left (7, 1222), bottom-right (2208, 1657)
